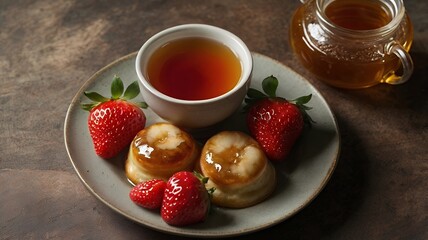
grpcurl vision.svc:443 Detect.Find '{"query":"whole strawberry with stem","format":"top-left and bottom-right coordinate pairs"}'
top-left (129, 179), bottom-right (167, 209)
top-left (245, 75), bottom-right (314, 162)
top-left (81, 75), bottom-right (148, 159)
top-left (161, 171), bottom-right (214, 226)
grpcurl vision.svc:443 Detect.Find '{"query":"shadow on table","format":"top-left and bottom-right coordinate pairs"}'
top-left (338, 50), bottom-right (427, 111)
top-left (233, 113), bottom-right (368, 240)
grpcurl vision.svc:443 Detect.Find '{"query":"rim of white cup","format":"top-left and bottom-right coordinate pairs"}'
top-left (135, 24), bottom-right (253, 105)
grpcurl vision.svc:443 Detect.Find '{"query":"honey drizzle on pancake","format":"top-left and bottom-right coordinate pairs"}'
top-left (201, 131), bottom-right (267, 185)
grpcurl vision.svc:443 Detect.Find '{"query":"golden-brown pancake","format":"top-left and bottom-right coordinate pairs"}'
top-left (125, 122), bottom-right (199, 185)
top-left (198, 131), bottom-right (276, 208)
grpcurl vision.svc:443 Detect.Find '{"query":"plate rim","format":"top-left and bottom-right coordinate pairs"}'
top-left (64, 51), bottom-right (340, 237)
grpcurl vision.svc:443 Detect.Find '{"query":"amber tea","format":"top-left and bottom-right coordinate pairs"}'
top-left (147, 37), bottom-right (242, 100)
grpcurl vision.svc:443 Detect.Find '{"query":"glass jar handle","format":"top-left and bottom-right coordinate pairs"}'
top-left (385, 42), bottom-right (414, 85)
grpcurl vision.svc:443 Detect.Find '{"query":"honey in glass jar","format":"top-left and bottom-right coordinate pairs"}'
top-left (289, 0), bottom-right (414, 89)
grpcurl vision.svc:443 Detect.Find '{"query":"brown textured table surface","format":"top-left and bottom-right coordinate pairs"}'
top-left (1, 0), bottom-right (427, 239)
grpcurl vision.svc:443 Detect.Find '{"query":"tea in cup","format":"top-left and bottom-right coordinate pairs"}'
top-left (289, 0), bottom-right (414, 89)
top-left (147, 37), bottom-right (242, 101)
top-left (136, 24), bottom-right (252, 128)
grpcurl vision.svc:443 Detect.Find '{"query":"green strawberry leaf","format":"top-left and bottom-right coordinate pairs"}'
top-left (262, 75), bottom-right (278, 98)
top-left (244, 97), bottom-right (260, 105)
top-left (111, 75), bottom-right (124, 99)
top-left (83, 91), bottom-right (109, 102)
top-left (80, 75), bottom-right (148, 111)
top-left (134, 101), bottom-right (149, 109)
top-left (293, 94), bottom-right (312, 105)
top-left (80, 102), bottom-right (99, 111)
top-left (122, 81), bottom-right (141, 100)
top-left (243, 76), bottom-right (279, 112)
top-left (291, 94), bottom-right (315, 126)
top-left (301, 109), bottom-right (316, 126)
top-left (207, 187), bottom-right (216, 195)
top-left (299, 105), bottom-right (313, 111)
top-left (247, 88), bottom-right (267, 99)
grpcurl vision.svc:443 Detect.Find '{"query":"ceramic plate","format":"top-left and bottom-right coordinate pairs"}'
top-left (64, 52), bottom-right (340, 238)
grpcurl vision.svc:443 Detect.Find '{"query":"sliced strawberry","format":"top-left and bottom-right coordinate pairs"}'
top-left (130, 179), bottom-right (167, 209)
top-left (81, 75), bottom-right (148, 159)
top-left (245, 75), bottom-right (314, 162)
top-left (161, 171), bottom-right (212, 226)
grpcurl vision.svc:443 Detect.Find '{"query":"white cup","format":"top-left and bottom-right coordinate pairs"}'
top-left (135, 24), bottom-right (253, 129)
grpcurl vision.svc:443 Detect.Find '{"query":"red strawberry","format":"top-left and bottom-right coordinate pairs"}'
top-left (81, 75), bottom-right (148, 159)
top-left (129, 179), bottom-right (167, 209)
top-left (161, 171), bottom-right (212, 226)
top-left (245, 75), bottom-right (314, 162)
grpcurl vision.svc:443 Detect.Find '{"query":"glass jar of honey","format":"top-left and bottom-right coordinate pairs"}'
top-left (289, 0), bottom-right (413, 89)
